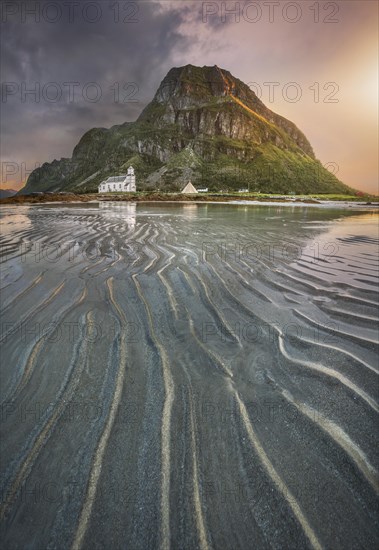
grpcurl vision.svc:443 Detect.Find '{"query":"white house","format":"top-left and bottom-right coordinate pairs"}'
top-left (98, 166), bottom-right (136, 193)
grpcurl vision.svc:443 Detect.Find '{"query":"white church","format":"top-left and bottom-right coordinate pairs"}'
top-left (98, 166), bottom-right (136, 193)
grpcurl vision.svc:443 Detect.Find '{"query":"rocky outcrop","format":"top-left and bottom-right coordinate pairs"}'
top-left (0, 189), bottom-right (17, 199)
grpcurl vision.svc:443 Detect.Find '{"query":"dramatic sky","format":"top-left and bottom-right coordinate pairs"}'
top-left (1, 0), bottom-right (378, 193)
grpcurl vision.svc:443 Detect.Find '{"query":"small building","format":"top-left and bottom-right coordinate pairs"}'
top-left (98, 166), bottom-right (136, 193)
top-left (238, 189), bottom-right (249, 193)
top-left (181, 181), bottom-right (198, 194)
top-left (197, 188), bottom-right (209, 193)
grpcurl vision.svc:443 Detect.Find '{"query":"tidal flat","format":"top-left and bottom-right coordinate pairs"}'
top-left (0, 202), bottom-right (378, 549)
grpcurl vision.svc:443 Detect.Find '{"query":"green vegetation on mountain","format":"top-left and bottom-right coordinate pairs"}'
top-left (21, 65), bottom-right (355, 195)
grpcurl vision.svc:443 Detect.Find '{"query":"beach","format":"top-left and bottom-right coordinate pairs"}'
top-left (1, 202), bottom-right (378, 549)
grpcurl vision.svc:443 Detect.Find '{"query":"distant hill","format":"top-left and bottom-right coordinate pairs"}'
top-left (0, 189), bottom-right (17, 198)
top-left (21, 65), bottom-right (354, 195)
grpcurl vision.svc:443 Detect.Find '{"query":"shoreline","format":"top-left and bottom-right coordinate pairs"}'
top-left (1, 193), bottom-right (378, 208)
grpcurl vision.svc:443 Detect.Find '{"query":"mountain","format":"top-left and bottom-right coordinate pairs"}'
top-left (0, 189), bottom-right (18, 198)
top-left (21, 65), bottom-right (354, 194)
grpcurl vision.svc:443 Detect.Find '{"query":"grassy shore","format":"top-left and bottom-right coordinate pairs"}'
top-left (0, 192), bottom-right (378, 205)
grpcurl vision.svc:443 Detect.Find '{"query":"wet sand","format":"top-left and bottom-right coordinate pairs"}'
top-left (0, 202), bottom-right (378, 549)
top-left (1, 192), bottom-right (377, 207)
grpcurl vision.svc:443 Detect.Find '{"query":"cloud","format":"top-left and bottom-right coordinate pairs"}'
top-left (1, 0), bottom-right (191, 186)
top-left (1, 0), bottom-right (378, 193)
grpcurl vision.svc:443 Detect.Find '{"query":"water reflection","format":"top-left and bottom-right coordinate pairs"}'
top-left (99, 202), bottom-right (136, 228)
top-left (181, 204), bottom-right (198, 219)
top-left (0, 208), bottom-right (32, 236)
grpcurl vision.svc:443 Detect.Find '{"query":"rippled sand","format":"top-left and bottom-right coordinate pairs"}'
top-left (1, 203), bottom-right (378, 549)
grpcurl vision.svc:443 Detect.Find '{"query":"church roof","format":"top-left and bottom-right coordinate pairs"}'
top-left (105, 176), bottom-right (127, 183)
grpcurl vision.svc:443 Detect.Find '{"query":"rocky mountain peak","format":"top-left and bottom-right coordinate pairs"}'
top-left (21, 64), bottom-right (353, 195)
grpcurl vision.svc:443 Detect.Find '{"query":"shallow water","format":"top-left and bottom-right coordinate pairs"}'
top-left (1, 202), bottom-right (378, 549)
